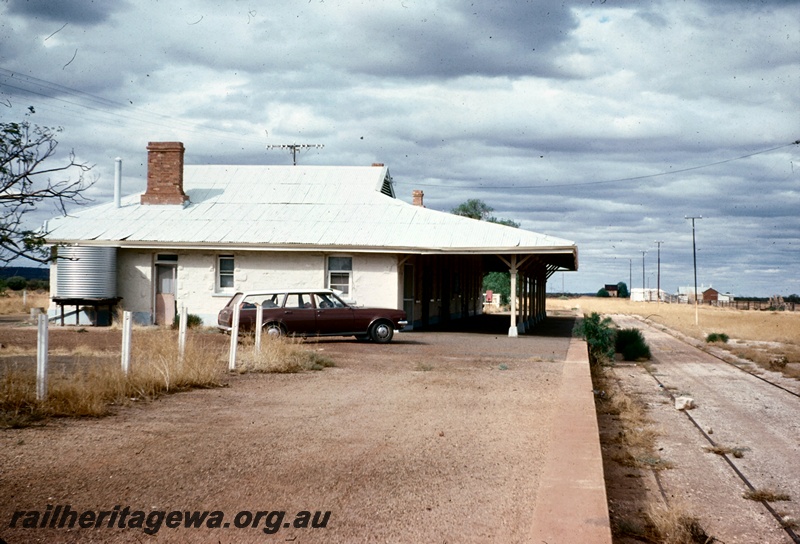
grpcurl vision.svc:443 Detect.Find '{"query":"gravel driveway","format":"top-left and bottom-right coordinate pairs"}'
top-left (1, 315), bottom-right (578, 543)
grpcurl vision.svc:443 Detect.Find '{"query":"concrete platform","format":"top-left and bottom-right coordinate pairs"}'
top-left (529, 337), bottom-right (613, 543)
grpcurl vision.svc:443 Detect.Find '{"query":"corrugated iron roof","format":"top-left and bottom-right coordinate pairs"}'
top-left (45, 165), bottom-right (577, 268)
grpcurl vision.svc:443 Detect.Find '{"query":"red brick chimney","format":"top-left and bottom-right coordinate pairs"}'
top-left (412, 189), bottom-right (424, 207)
top-left (141, 142), bottom-right (189, 205)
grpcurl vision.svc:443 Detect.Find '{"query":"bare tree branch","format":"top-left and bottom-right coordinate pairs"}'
top-left (0, 119), bottom-right (94, 264)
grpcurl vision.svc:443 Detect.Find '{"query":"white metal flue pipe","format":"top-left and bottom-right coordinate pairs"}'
top-left (114, 157), bottom-right (122, 208)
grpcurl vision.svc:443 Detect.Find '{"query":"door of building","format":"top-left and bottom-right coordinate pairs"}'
top-left (154, 258), bottom-right (177, 326)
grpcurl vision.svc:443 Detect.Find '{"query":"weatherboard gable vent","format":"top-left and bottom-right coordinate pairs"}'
top-left (372, 164), bottom-right (395, 198)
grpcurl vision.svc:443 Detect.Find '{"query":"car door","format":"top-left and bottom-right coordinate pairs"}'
top-left (237, 298), bottom-right (258, 330)
top-left (313, 292), bottom-right (356, 334)
top-left (280, 293), bottom-right (318, 334)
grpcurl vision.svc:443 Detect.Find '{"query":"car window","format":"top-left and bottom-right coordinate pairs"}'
top-left (263, 294), bottom-right (282, 308)
top-left (314, 293), bottom-right (346, 309)
top-left (284, 293), bottom-right (313, 309)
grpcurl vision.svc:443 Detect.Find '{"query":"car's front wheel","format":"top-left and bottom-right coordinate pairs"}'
top-left (369, 321), bottom-right (394, 344)
top-left (265, 323), bottom-right (284, 337)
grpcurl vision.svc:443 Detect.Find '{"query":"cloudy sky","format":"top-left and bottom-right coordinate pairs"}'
top-left (1, 0), bottom-right (798, 296)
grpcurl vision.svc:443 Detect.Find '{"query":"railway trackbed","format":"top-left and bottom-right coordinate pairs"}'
top-left (609, 314), bottom-right (800, 543)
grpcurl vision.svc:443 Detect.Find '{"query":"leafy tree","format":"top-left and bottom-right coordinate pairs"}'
top-left (483, 271), bottom-right (511, 305)
top-left (451, 199), bottom-right (494, 220)
top-left (596, 287), bottom-right (610, 297)
top-left (1, 116), bottom-right (93, 263)
top-left (617, 281), bottom-right (630, 298)
top-left (491, 217), bottom-right (521, 228)
top-left (451, 199), bottom-right (521, 228)
top-left (451, 199), bottom-right (520, 305)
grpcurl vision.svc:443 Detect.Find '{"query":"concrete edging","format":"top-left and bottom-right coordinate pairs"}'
top-left (528, 336), bottom-right (612, 542)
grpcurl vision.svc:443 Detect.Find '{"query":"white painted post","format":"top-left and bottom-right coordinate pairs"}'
top-left (178, 306), bottom-right (188, 361)
top-left (254, 302), bottom-right (263, 354)
top-left (23, 288), bottom-right (28, 308)
top-left (508, 255), bottom-right (519, 338)
top-left (228, 302), bottom-right (241, 371)
top-left (121, 311), bottom-right (132, 375)
top-left (36, 313), bottom-right (48, 401)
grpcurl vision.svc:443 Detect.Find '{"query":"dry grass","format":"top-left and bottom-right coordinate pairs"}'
top-left (234, 336), bottom-right (335, 373)
top-left (551, 297), bottom-right (800, 378)
top-left (703, 444), bottom-right (749, 458)
top-left (647, 502), bottom-right (714, 544)
top-left (743, 488), bottom-right (792, 502)
top-left (0, 290), bottom-right (50, 315)
top-left (1, 330), bottom-right (341, 426)
top-left (1, 330), bottom-right (226, 426)
top-left (591, 363), bottom-right (671, 471)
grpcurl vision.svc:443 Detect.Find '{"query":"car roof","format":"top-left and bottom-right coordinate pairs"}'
top-left (236, 288), bottom-right (338, 298)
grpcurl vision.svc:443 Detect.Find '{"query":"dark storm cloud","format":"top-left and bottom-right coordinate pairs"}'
top-left (7, 0), bottom-right (121, 25)
top-left (340, 2), bottom-right (582, 79)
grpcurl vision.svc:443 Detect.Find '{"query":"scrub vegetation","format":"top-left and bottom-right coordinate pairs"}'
top-left (589, 347), bottom-right (700, 542)
top-left (553, 297), bottom-right (800, 380)
top-left (0, 290), bottom-right (50, 315)
top-left (235, 336), bottom-right (335, 374)
top-left (615, 328), bottom-right (652, 361)
top-left (0, 329), bottom-right (335, 427)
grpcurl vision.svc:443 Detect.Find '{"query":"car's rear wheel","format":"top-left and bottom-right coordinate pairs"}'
top-left (369, 321), bottom-right (394, 343)
top-left (265, 323), bottom-right (284, 337)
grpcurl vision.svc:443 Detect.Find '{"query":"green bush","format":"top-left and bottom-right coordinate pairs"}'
top-left (26, 279), bottom-right (49, 291)
top-left (706, 332), bottom-right (729, 343)
top-left (172, 313), bottom-right (203, 329)
top-left (574, 312), bottom-right (615, 365)
top-left (596, 288), bottom-right (610, 297)
top-left (5, 276), bottom-right (27, 291)
top-left (615, 328), bottom-right (652, 361)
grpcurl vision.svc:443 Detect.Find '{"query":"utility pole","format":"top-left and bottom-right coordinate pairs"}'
top-left (629, 258), bottom-right (632, 297)
top-left (266, 143), bottom-right (325, 165)
top-left (654, 240), bottom-right (664, 304)
top-left (685, 216), bottom-right (702, 325)
top-left (640, 250), bottom-right (647, 300)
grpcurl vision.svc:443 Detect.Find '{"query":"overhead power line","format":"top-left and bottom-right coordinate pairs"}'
top-left (397, 139), bottom-right (800, 190)
top-left (0, 68), bottom-right (264, 146)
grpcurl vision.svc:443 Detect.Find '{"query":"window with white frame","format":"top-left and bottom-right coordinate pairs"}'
top-left (327, 256), bottom-right (352, 296)
top-left (217, 255), bottom-right (235, 291)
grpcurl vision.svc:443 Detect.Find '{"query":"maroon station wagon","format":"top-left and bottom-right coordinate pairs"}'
top-left (217, 289), bottom-right (408, 343)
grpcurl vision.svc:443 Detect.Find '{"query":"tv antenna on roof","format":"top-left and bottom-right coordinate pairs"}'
top-left (266, 143), bottom-right (325, 165)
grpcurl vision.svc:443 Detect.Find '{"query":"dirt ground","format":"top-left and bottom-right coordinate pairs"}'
top-left (603, 315), bottom-right (800, 544)
top-left (0, 315), bottom-right (578, 543)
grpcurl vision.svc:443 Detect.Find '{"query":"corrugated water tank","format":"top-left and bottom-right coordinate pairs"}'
top-left (56, 246), bottom-right (117, 298)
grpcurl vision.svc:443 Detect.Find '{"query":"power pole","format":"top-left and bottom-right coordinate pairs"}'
top-left (266, 143), bottom-right (324, 165)
top-left (685, 216), bottom-right (702, 325)
top-left (640, 250), bottom-right (647, 300)
top-left (654, 240), bottom-right (664, 304)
